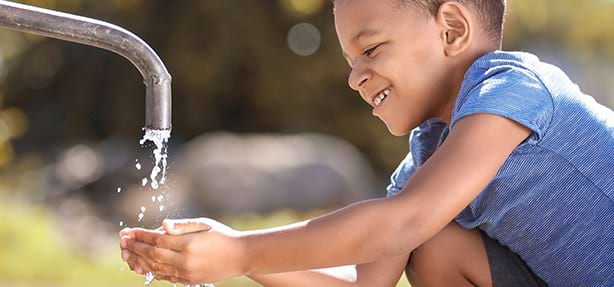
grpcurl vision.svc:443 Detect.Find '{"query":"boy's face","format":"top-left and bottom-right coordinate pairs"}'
top-left (335, 0), bottom-right (454, 136)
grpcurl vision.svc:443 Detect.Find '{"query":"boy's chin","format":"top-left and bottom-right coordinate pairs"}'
top-left (383, 120), bottom-right (412, 137)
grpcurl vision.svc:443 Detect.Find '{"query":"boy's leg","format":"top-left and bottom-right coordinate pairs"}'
top-left (405, 221), bottom-right (548, 287)
top-left (405, 221), bottom-right (492, 287)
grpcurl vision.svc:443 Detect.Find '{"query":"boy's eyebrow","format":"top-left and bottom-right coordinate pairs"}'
top-left (341, 28), bottom-right (382, 63)
top-left (352, 28), bottom-right (381, 43)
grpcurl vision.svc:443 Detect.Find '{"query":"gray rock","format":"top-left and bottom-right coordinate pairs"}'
top-left (171, 132), bottom-right (378, 214)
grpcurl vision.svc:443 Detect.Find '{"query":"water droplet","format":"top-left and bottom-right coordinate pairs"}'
top-left (144, 271), bottom-right (155, 285)
top-left (151, 196), bottom-right (156, 202)
top-left (159, 205), bottom-right (164, 212)
top-left (138, 213), bottom-right (144, 222)
top-left (149, 166), bottom-right (161, 189)
top-left (142, 177), bottom-right (148, 186)
top-left (117, 187), bottom-right (121, 193)
top-left (135, 162), bottom-right (142, 170)
top-left (119, 221), bottom-right (123, 226)
top-left (157, 195), bottom-right (163, 202)
top-left (140, 206), bottom-right (146, 213)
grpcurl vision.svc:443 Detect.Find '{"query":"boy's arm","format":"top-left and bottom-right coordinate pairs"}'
top-left (121, 113), bottom-right (531, 283)
top-left (121, 221), bottom-right (408, 287)
top-left (239, 114), bottom-right (530, 274)
top-left (248, 254), bottom-right (409, 287)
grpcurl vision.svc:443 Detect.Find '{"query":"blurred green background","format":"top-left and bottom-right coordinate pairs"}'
top-left (0, 0), bottom-right (613, 286)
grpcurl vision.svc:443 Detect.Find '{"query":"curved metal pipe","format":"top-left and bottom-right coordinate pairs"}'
top-left (0, 0), bottom-right (171, 130)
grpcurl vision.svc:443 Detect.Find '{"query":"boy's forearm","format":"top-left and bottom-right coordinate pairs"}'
top-left (248, 266), bottom-right (358, 287)
top-left (247, 255), bottom-right (410, 287)
top-left (238, 197), bottom-right (417, 275)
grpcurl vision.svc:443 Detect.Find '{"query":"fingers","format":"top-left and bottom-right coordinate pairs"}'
top-left (156, 274), bottom-right (188, 285)
top-left (123, 236), bottom-right (183, 267)
top-left (163, 218), bottom-right (211, 235)
top-left (126, 228), bottom-right (185, 251)
top-left (122, 248), bottom-right (184, 281)
top-left (143, 255), bottom-right (183, 278)
top-left (155, 274), bottom-right (179, 284)
top-left (150, 261), bottom-right (182, 279)
top-left (119, 218), bottom-right (212, 238)
top-left (122, 249), bottom-right (152, 275)
top-left (119, 227), bottom-right (133, 237)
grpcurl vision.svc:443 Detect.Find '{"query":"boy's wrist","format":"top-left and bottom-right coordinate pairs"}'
top-left (234, 230), bottom-right (253, 276)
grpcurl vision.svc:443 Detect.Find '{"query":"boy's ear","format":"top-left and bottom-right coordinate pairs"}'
top-left (436, 2), bottom-right (472, 57)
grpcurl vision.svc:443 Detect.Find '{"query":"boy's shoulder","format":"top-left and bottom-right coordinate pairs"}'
top-left (452, 50), bottom-right (555, 140)
top-left (469, 50), bottom-right (539, 68)
top-left (462, 50), bottom-right (546, 88)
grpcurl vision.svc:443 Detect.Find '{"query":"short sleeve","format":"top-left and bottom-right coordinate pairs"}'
top-left (386, 152), bottom-right (415, 198)
top-left (386, 119), bottom-right (449, 198)
top-left (452, 67), bottom-right (554, 144)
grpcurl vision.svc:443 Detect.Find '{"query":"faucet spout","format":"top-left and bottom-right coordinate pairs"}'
top-left (0, 0), bottom-right (171, 130)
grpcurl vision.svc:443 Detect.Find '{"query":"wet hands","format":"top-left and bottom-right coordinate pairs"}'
top-left (119, 218), bottom-right (247, 284)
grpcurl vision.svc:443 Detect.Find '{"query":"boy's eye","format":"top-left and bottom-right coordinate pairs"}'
top-left (363, 44), bottom-right (380, 57)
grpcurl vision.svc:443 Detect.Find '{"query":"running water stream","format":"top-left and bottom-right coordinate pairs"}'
top-left (138, 128), bottom-right (214, 287)
top-left (139, 128), bottom-right (170, 190)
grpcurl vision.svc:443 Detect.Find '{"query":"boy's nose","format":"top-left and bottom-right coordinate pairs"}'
top-left (348, 66), bottom-right (372, 91)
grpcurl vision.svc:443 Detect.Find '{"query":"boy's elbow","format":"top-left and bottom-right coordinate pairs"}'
top-left (385, 196), bottom-right (423, 255)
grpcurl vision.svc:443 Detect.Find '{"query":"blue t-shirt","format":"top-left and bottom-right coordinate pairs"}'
top-left (387, 51), bottom-right (614, 287)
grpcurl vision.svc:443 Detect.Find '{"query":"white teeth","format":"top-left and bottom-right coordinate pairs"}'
top-left (374, 95), bottom-right (382, 106)
top-left (373, 88), bottom-right (390, 107)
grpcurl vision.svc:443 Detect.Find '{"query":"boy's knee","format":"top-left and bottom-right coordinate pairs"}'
top-left (405, 222), bottom-right (492, 287)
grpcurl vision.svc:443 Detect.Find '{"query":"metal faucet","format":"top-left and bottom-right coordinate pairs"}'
top-left (0, 0), bottom-right (171, 131)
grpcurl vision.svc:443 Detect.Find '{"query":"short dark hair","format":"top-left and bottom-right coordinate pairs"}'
top-left (334, 0), bottom-right (506, 41)
top-left (403, 0), bottom-right (507, 41)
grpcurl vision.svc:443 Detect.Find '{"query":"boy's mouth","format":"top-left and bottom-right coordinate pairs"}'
top-left (372, 87), bottom-right (391, 107)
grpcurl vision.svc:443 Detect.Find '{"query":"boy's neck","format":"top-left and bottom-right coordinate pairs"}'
top-left (437, 43), bottom-right (500, 125)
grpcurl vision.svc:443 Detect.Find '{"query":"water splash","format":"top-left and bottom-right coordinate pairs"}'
top-left (144, 272), bottom-right (155, 286)
top-left (140, 128), bottom-right (170, 190)
top-left (136, 128), bottom-right (170, 224)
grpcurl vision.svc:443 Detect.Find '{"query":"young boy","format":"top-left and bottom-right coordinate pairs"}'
top-left (119, 0), bottom-right (614, 286)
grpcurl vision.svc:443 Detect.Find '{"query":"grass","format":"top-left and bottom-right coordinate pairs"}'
top-left (0, 201), bottom-right (410, 286)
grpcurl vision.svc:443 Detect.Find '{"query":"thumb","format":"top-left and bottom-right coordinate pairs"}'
top-left (163, 218), bottom-right (211, 235)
